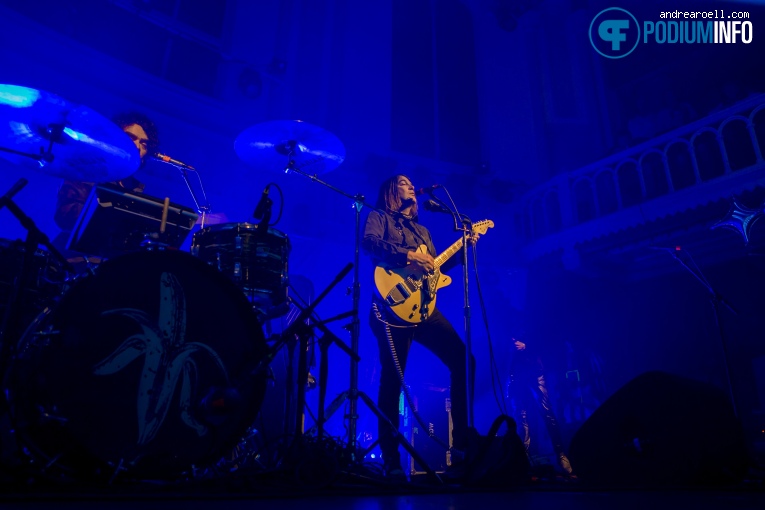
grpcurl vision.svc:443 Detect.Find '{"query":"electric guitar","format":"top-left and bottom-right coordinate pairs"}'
top-left (373, 219), bottom-right (495, 324)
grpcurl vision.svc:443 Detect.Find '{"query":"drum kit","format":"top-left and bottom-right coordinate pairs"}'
top-left (0, 85), bottom-right (351, 482)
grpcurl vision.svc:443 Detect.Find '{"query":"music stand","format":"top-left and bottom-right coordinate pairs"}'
top-left (67, 184), bottom-right (198, 258)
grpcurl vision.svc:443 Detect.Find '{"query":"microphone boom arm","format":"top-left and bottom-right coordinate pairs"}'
top-left (154, 155), bottom-right (211, 222)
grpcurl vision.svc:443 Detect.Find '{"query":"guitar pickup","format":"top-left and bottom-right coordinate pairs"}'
top-left (385, 283), bottom-right (411, 306)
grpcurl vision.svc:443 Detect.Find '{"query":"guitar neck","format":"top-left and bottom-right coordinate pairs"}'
top-left (434, 237), bottom-right (464, 269)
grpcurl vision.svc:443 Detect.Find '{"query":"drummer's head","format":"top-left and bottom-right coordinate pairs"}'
top-left (112, 112), bottom-right (159, 163)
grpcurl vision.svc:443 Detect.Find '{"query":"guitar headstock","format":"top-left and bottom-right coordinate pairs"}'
top-left (471, 219), bottom-right (495, 235)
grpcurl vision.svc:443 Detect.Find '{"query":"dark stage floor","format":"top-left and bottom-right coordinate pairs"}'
top-left (2, 465), bottom-right (764, 510)
top-left (2, 485), bottom-right (765, 510)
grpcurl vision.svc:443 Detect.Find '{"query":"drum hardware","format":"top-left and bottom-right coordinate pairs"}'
top-left (38, 409), bottom-right (67, 425)
top-left (202, 282), bottom-right (349, 475)
top-left (191, 222), bottom-right (290, 320)
top-left (1, 239), bottom-right (69, 303)
top-left (311, 307), bottom-right (357, 439)
top-left (0, 84), bottom-right (140, 182)
top-left (1, 178), bottom-right (74, 386)
top-left (251, 262), bottom-right (353, 437)
top-left (285, 299), bottom-right (357, 443)
top-left (231, 263), bottom-right (354, 478)
top-left (252, 182), bottom-right (274, 232)
top-left (234, 120), bottom-right (439, 478)
top-left (23, 327), bottom-right (60, 352)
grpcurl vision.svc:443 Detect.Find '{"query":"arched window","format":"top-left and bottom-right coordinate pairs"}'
top-left (691, 129), bottom-right (725, 181)
top-left (595, 169), bottom-right (619, 215)
top-left (721, 117), bottom-right (757, 171)
top-left (573, 178), bottom-right (596, 223)
top-left (617, 161), bottom-right (643, 207)
top-left (666, 140), bottom-right (696, 190)
top-left (640, 151), bottom-right (670, 198)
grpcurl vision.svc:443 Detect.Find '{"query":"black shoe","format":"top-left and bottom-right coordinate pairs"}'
top-left (382, 450), bottom-right (406, 481)
top-left (384, 464), bottom-right (408, 481)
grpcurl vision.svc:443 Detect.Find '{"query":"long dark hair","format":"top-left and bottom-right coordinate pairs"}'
top-left (375, 174), bottom-right (418, 217)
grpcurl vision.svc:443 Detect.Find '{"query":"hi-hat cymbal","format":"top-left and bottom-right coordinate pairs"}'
top-left (0, 84), bottom-right (140, 182)
top-left (234, 120), bottom-right (345, 174)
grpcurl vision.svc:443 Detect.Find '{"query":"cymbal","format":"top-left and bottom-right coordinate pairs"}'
top-left (234, 120), bottom-right (345, 174)
top-left (0, 84), bottom-right (140, 182)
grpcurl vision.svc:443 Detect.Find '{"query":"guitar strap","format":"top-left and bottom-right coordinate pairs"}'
top-left (401, 217), bottom-right (431, 254)
top-left (372, 301), bottom-right (450, 451)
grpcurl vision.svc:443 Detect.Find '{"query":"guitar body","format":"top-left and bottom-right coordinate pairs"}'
top-left (374, 245), bottom-right (452, 324)
top-left (373, 219), bottom-right (494, 324)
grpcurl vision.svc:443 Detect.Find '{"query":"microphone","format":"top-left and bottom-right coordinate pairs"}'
top-left (253, 184), bottom-right (272, 220)
top-left (423, 199), bottom-right (452, 214)
top-left (415, 184), bottom-right (442, 196)
top-left (152, 152), bottom-right (195, 170)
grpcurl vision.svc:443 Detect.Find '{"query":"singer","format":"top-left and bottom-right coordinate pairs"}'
top-left (361, 175), bottom-right (479, 480)
top-left (53, 112), bottom-right (159, 252)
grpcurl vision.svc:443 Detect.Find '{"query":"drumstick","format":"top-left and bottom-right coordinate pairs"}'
top-left (160, 197), bottom-right (170, 234)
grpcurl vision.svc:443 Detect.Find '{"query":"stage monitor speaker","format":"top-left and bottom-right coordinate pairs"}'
top-left (404, 384), bottom-right (452, 474)
top-left (569, 371), bottom-right (749, 486)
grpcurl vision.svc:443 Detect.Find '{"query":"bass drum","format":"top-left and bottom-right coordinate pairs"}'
top-left (5, 250), bottom-right (269, 480)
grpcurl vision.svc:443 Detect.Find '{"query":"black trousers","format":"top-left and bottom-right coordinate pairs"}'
top-left (369, 303), bottom-right (475, 468)
top-left (508, 367), bottom-right (566, 459)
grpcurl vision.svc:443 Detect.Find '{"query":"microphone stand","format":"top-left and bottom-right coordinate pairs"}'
top-left (659, 247), bottom-right (740, 416)
top-left (283, 159), bottom-right (439, 478)
top-left (282, 159), bottom-right (368, 449)
top-left (430, 192), bottom-right (475, 428)
top-left (164, 162), bottom-right (211, 227)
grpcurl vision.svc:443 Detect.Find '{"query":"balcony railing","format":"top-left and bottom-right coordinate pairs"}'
top-left (515, 94), bottom-right (765, 261)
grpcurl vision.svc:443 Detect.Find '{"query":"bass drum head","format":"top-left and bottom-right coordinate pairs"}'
top-left (6, 250), bottom-right (268, 480)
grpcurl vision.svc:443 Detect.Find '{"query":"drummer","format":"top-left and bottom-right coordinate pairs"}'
top-left (52, 112), bottom-right (159, 252)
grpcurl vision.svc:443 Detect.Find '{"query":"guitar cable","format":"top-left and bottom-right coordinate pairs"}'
top-left (471, 242), bottom-right (509, 417)
top-left (372, 302), bottom-right (452, 453)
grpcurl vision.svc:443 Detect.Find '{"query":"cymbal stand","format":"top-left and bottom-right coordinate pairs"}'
top-left (251, 263), bottom-right (353, 437)
top-left (286, 160), bottom-right (373, 427)
top-left (281, 158), bottom-right (370, 449)
top-left (287, 301), bottom-right (357, 438)
top-left (0, 123), bottom-right (61, 166)
top-left (0, 179), bottom-right (75, 390)
top-left (283, 160), bottom-right (440, 479)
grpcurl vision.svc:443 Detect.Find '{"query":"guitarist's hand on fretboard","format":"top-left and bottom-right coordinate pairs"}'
top-left (406, 250), bottom-right (435, 273)
top-left (374, 219), bottom-right (493, 324)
